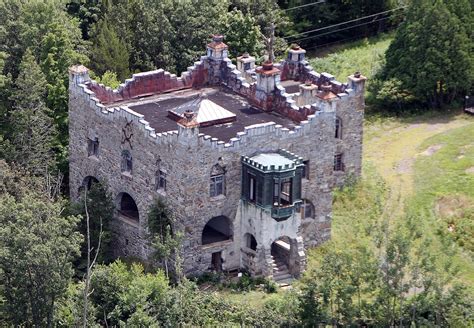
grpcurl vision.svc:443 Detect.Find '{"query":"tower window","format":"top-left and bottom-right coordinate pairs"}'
top-left (210, 174), bottom-right (224, 197)
top-left (121, 150), bottom-right (132, 173)
top-left (334, 153), bottom-right (344, 172)
top-left (335, 117), bottom-right (342, 139)
top-left (302, 160), bottom-right (310, 180)
top-left (249, 175), bottom-right (256, 202)
top-left (273, 178), bottom-right (293, 207)
top-left (210, 164), bottom-right (226, 197)
top-left (157, 170), bottom-right (167, 192)
top-left (87, 138), bottom-right (99, 157)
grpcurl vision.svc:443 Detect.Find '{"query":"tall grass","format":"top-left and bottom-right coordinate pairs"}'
top-left (308, 34), bottom-right (393, 83)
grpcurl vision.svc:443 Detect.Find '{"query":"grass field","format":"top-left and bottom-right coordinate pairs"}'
top-left (308, 33), bottom-right (393, 82)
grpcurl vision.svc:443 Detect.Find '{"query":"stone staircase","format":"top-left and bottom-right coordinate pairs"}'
top-left (271, 255), bottom-right (294, 286)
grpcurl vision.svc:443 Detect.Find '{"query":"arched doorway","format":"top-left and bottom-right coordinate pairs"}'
top-left (270, 236), bottom-right (303, 278)
top-left (201, 215), bottom-right (233, 245)
top-left (116, 192), bottom-right (139, 222)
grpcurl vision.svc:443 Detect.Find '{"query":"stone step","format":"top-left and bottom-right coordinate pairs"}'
top-left (274, 272), bottom-right (292, 281)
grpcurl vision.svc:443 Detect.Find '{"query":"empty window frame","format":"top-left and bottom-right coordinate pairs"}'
top-left (335, 117), bottom-right (342, 139)
top-left (157, 170), bottom-right (167, 191)
top-left (210, 174), bottom-right (225, 197)
top-left (334, 153), bottom-right (344, 171)
top-left (244, 62), bottom-right (251, 71)
top-left (302, 160), bottom-right (310, 180)
top-left (273, 178), bottom-right (293, 207)
top-left (121, 150), bottom-right (132, 173)
top-left (302, 199), bottom-right (315, 219)
top-left (87, 137), bottom-right (99, 157)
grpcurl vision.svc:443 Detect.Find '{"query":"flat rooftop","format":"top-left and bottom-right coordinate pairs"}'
top-left (118, 87), bottom-right (297, 141)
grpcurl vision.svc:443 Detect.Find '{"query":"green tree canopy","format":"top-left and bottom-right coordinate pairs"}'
top-left (6, 49), bottom-right (57, 174)
top-left (90, 16), bottom-right (130, 80)
top-left (382, 0), bottom-right (473, 107)
top-left (0, 163), bottom-right (82, 327)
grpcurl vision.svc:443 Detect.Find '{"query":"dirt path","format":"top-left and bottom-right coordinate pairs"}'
top-left (363, 112), bottom-right (473, 212)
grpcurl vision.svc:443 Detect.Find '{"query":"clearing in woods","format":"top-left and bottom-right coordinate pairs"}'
top-left (363, 110), bottom-right (474, 284)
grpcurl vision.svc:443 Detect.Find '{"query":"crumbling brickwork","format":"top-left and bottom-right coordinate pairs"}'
top-left (69, 35), bottom-right (365, 279)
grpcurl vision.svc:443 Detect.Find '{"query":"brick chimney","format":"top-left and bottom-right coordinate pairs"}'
top-left (255, 61), bottom-right (281, 110)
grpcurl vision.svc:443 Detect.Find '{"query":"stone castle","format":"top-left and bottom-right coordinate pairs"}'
top-left (69, 35), bottom-right (365, 281)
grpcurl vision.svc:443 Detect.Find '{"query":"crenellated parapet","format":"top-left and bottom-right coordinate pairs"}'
top-left (78, 61), bottom-right (208, 104)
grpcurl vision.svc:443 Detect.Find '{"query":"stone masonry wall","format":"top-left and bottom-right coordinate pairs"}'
top-left (68, 45), bottom-right (365, 276)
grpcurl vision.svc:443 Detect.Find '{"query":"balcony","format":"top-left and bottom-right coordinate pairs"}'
top-left (271, 205), bottom-right (294, 221)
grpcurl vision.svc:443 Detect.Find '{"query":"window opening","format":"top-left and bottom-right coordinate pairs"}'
top-left (121, 150), bottom-right (132, 173)
top-left (273, 178), bottom-right (293, 207)
top-left (335, 117), bottom-right (342, 139)
top-left (88, 137), bottom-right (99, 157)
top-left (249, 174), bottom-right (256, 202)
top-left (210, 174), bottom-right (224, 197)
top-left (334, 153), bottom-right (344, 171)
top-left (302, 160), bottom-right (310, 179)
top-left (157, 170), bottom-right (167, 191)
top-left (302, 199), bottom-right (315, 219)
top-left (245, 233), bottom-right (257, 251)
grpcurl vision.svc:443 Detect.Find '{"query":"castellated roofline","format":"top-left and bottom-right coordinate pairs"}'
top-left (69, 35), bottom-right (366, 150)
top-left (71, 80), bottom-right (358, 152)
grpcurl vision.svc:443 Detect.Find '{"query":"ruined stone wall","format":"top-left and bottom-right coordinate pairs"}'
top-left (69, 71), bottom-right (338, 275)
top-left (85, 60), bottom-right (208, 105)
top-left (68, 46), bottom-right (365, 276)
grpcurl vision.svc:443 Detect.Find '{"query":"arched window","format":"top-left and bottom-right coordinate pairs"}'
top-left (244, 233), bottom-right (257, 251)
top-left (335, 117), bottom-right (342, 139)
top-left (202, 215), bottom-right (232, 245)
top-left (116, 192), bottom-right (139, 221)
top-left (121, 150), bottom-right (132, 173)
top-left (301, 199), bottom-right (315, 219)
top-left (78, 176), bottom-right (99, 195)
top-left (210, 164), bottom-right (225, 197)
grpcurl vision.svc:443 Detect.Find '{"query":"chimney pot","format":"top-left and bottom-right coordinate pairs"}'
top-left (212, 34), bottom-right (224, 43)
top-left (321, 83), bottom-right (332, 93)
top-left (354, 71), bottom-right (361, 78)
top-left (184, 109), bottom-right (194, 121)
top-left (262, 61), bottom-right (273, 71)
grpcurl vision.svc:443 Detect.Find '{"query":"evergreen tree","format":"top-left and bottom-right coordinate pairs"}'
top-left (383, 0), bottom-right (473, 107)
top-left (90, 17), bottom-right (130, 80)
top-left (0, 165), bottom-right (81, 327)
top-left (7, 49), bottom-right (57, 174)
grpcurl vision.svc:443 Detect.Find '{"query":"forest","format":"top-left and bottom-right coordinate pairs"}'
top-left (0, 0), bottom-right (473, 326)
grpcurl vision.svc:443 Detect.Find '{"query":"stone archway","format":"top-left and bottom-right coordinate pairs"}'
top-left (201, 215), bottom-right (233, 245)
top-left (116, 192), bottom-right (139, 222)
top-left (270, 236), bottom-right (305, 278)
